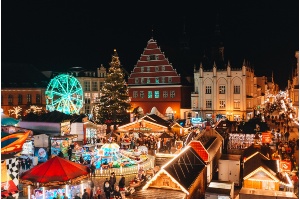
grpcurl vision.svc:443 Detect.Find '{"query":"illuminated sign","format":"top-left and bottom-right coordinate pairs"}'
top-left (191, 118), bottom-right (202, 124)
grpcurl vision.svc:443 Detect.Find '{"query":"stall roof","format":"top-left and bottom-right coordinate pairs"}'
top-left (206, 181), bottom-right (234, 196)
top-left (143, 146), bottom-right (206, 194)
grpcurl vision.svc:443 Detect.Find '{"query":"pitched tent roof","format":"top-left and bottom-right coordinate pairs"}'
top-left (20, 156), bottom-right (89, 187)
top-left (117, 114), bottom-right (171, 133)
top-left (142, 114), bottom-right (172, 128)
top-left (188, 140), bottom-right (209, 162)
top-left (242, 151), bottom-right (291, 186)
top-left (242, 144), bottom-right (260, 159)
top-left (143, 146), bottom-right (206, 194)
top-left (243, 151), bottom-right (271, 178)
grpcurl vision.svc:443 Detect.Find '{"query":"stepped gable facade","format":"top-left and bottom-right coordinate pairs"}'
top-left (127, 38), bottom-right (192, 120)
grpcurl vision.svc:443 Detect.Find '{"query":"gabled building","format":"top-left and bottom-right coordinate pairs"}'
top-left (127, 38), bottom-right (193, 120)
top-left (243, 151), bottom-right (293, 191)
top-left (143, 146), bottom-right (207, 198)
top-left (116, 114), bottom-right (172, 135)
top-left (190, 128), bottom-right (223, 183)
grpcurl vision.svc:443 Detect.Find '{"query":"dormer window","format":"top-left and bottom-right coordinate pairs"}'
top-left (135, 78), bottom-right (139, 84)
top-left (168, 77), bottom-right (172, 83)
top-left (161, 66), bottom-right (165, 71)
top-left (149, 55), bottom-right (156, 60)
top-left (155, 66), bottom-right (159, 72)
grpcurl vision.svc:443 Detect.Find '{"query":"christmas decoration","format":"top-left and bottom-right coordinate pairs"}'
top-left (92, 49), bottom-right (131, 126)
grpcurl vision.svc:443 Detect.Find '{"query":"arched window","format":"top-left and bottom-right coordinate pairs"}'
top-left (18, 94), bottom-right (23, 105)
top-left (8, 95), bottom-right (13, 105)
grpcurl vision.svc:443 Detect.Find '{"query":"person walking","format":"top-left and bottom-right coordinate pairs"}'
top-left (103, 178), bottom-right (111, 199)
top-left (82, 189), bottom-right (89, 199)
top-left (95, 187), bottom-right (102, 199)
top-left (284, 131), bottom-right (290, 141)
top-left (62, 193), bottom-right (68, 199)
top-left (90, 162), bottom-right (96, 178)
top-left (112, 185), bottom-right (122, 199)
top-left (109, 172), bottom-right (116, 191)
top-left (74, 193), bottom-right (81, 199)
top-left (68, 146), bottom-right (73, 161)
top-left (118, 175), bottom-right (125, 191)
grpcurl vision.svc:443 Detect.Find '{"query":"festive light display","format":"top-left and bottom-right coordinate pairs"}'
top-left (45, 74), bottom-right (83, 115)
top-left (92, 49), bottom-right (131, 124)
top-left (263, 91), bottom-right (296, 119)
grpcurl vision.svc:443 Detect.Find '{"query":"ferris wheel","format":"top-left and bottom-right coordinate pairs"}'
top-left (45, 74), bottom-right (83, 115)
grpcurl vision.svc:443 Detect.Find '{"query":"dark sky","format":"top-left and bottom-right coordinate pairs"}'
top-left (1, 1), bottom-right (299, 90)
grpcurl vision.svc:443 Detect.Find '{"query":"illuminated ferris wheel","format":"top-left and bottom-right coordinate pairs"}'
top-left (45, 74), bottom-right (83, 115)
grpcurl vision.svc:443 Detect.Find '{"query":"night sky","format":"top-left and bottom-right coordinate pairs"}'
top-left (1, 1), bottom-right (299, 90)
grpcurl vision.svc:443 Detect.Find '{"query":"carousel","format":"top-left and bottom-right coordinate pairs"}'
top-left (20, 156), bottom-right (90, 199)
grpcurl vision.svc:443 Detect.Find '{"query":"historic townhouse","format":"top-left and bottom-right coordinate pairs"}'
top-left (191, 60), bottom-right (258, 121)
top-left (127, 38), bottom-right (192, 120)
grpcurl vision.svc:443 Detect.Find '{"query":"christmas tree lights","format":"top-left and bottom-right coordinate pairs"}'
top-left (92, 49), bottom-right (131, 126)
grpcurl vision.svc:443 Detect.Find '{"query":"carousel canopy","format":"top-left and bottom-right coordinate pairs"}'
top-left (20, 156), bottom-right (89, 187)
top-left (1, 117), bottom-right (20, 126)
top-left (101, 142), bottom-right (120, 150)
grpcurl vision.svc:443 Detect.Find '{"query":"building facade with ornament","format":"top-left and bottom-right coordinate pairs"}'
top-left (191, 60), bottom-right (260, 121)
top-left (67, 65), bottom-right (107, 115)
top-left (127, 38), bottom-right (193, 121)
top-left (1, 63), bottom-right (49, 117)
top-left (287, 51), bottom-right (299, 117)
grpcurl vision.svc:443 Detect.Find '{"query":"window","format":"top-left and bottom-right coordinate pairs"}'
top-left (219, 85), bottom-right (225, 94)
top-left (234, 85), bottom-right (240, 94)
top-left (147, 78), bottom-right (150, 84)
top-left (147, 67), bottom-right (150, 72)
top-left (36, 94), bottom-right (41, 104)
top-left (85, 105), bottom-right (90, 114)
top-left (84, 81), bottom-right (90, 91)
top-left (154, 91), bottom-right (159, 98)
top-left (170, 91), bottom-right (175, 98)
top-left (155, 77), bottom-right (159, 83)
top-left (219, 100), bottom-right (226, 108)
top-left (141, 78), bottom-right (145, 84)
top-left (27, 94), bottom-right (32, 104)
top-left (18, 94), bottom-right (22, 105)
top-left (135, 78), bottom-right (139, 84)
top-left (163, 91), bottom-right (168, 98)
top-left (149, 55), bottom-right (156, 60)
top-left (100, 82), bottom-right (104, 88)
top-left (161, 77), bottom-right (165, 83)
top-left (206, 86), bottom-right (212, 94)
top-left (155, 66), bottom-right (159, 72)
top-left (140, 91), bottom-right (144, 98)
top-left (234, 100), bottom-right (240, 109)
top-left (141, 67), bottom-right (144, 72)
top-left (148, 91), bottom-right (153, 98)
top-left (161, 66), bottom-right (165, 71)
top-left (84, 93), bottom-right (90, 104)
top-left (92, 82), bottom-right (98, 91)
top-left (133, 91), bottom-right (138, 98)
top-left (206, 100), bottom-right (212, 108)
top-left (168, 77), bottom-right (172, 83)
top-left (8, 95), bottom-right (13, 105)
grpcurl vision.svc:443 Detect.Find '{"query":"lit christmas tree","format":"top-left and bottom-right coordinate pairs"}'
top-left (92, 49), bottom-right (131, 126)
